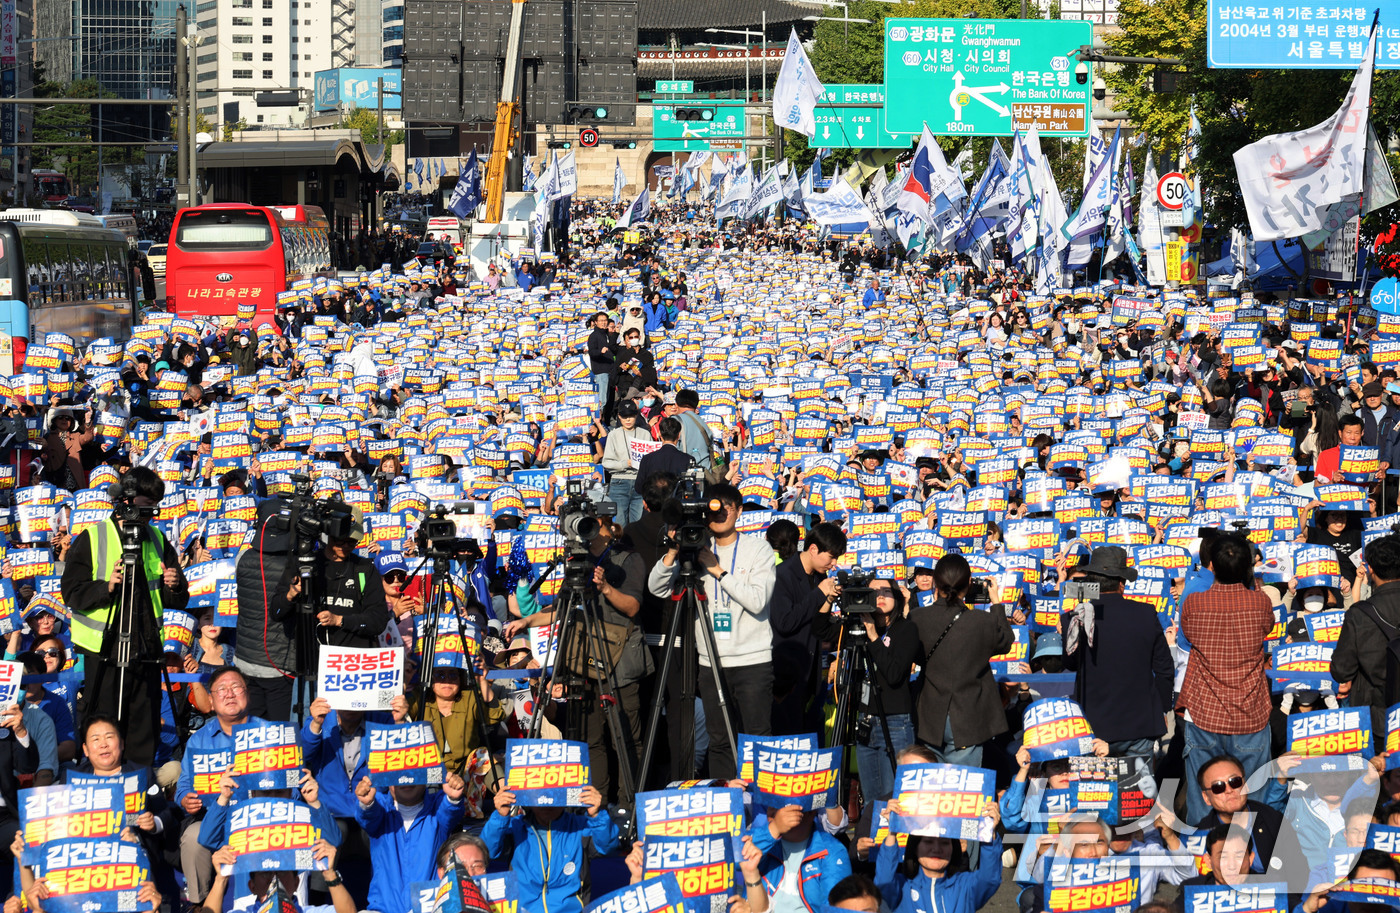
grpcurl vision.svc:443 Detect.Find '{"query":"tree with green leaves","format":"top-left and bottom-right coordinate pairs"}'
top-left (1106, 0), bottom-right (1400, 230)
top-left (344, 106), bottom-right (403, 150)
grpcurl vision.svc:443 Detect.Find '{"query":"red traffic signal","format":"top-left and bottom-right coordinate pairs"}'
top-left (579, 127), bottom-right (601, 148)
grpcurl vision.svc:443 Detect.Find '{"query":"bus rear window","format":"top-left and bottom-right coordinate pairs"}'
top-left (174, 210), bottom-right (274, 251)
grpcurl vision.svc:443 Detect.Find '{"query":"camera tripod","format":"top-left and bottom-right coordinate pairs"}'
top-left (635, 550), bottom-right (738, 799)
top-left (99, 515), bottom-right (182, 742)
top-left (525, 553), bottom-right (638, 806)
top-left (411, 549), bottom-right (502, 783)
top-left (828, 616), bottom-right (898, 810)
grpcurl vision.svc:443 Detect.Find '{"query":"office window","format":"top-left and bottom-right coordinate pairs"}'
top-left (262, 0), bottom-right (273, 7)
top-left (232, 0), bottom-right (251, 6)
top-left (234, 52), bottom-right (252, 61)
top-left (303, 54), bottom-right (310, 59)
top-left (304, 19), bottom-right (310, 24)
top-left (303, 36), bottom-right (311, 41)
top-left (232, 34), bottom-right (252, 43)
top-left (232, 16), bottom-right (252, 25)
top-left (263, 69), bottom-right (274, 78)
top-left (257, 115), bottom-right (265, 123)
top-left (232, 69), bottom-right (252, 78)
top-left (262, 17), bottom-right (272, 25)
top-left (262, 52), bottom-right (273, 61)
top-left (197, 52), bottom-right (217, 65)
top-left (263, 35), bottom-right (274, 42)
top-left (383, 5), bottom-right (403, 20)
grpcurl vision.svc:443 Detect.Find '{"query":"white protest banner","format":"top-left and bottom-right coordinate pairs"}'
top-left (0, 659), bottom-right (23, 708)
top-left (628, 439), bottom-right (663, 469)
top-left (317, 645), bottom-right (403, 712)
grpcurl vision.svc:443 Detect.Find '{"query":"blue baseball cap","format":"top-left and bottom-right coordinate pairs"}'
top-left (374, 552), bottom-right (408, 577)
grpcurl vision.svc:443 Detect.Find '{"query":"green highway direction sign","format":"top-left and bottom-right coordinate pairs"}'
top-left (652, 102), bottom-right (746, 151)
top-left (883, 18), bottom-right (1092, 138)
top-left (813, 84), bottom-right (912, 150)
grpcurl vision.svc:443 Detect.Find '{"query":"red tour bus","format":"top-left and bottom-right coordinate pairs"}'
top-left (166, 203), bottom-right (333, 327)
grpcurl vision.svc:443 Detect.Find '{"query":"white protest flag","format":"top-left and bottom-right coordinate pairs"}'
top-left (747, 166), bottom-right (784, 220)
top-left (536, 151), bottom-right (560, 205)
top-left (1104, 131), bottom-right (1129, 260)
top-left (782, 161), bottom-right (803, 205)
top-left (1007, 128), bottom-right (1044, 263)
top-left (1037, 152), bottom-right (1070, 291)
top-left (556, 149), bottom-right (578, 198)
top-left (1063, 127), bottom-right (1121, 245)
top-left (616, 188), bottom-right (650, 229)
top-left (804, 177), bottom-right (875, 226)
top-left (772, 28), bottom-right (826, 138)
top-left (612, 157), bottom-right (625, 204)
top-left (718, 163), bottom-right (754, 221)
top-left (1234, 16), bottom-right (1377, 242)
top-left (1138, 151), bottom-right (1167, 285)
top-left (1066, 123), bottom-right (1107, 267)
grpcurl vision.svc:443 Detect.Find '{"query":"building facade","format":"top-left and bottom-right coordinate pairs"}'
top-left (194, 0), bottom-right (331, 127)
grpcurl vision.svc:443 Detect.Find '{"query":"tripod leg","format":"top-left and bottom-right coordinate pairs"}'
top-left (636, 589), bottom-right (686, 794)
top-left (692, 589), bottom-right (739, 777)
top-left (578, 601), bottom-right (638, 808)
top-left (864, 646), bottom-right (900, 786)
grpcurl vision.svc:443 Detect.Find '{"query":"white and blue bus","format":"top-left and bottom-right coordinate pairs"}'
top-left (0, 209), bottom-right (137, 365)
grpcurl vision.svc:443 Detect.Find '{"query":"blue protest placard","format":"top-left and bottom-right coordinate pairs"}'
top-left (1022, 698), bottom-right (1096, 762)
top-left (503, 738), bottom-right (590, 807)
top-left (1183, 883), bottom-right (1289, 913)
top-left (365, 721), bottom-right (445, 787)
top-left (67, 770), bottom-right (148, 817)
top-left (226, 798), bottom-right (328, 872)
top-left (30, 838), bottom-right (155, 913)
top-left (641, 834), bottom-right (738, 913)
top-left (1368, 824), bottom-right (1400, 863)
top-left (230, 721), bottom-right (303, 792)
top-left (589, 875), bottom-right (688, 913)
top-left (736, 732), bottom-right (817, 782)
top-left (1045, 857), bottom-right (1141, 913)
top-left (474, 872), bottom-right (517, 913)
top-left (1286, 707), bottom-right (1373, 759)
top-left (888, 764), bottom-right (995, 840)
top-left (1325, 879), bottom-right (1400, 908)
top-left (636, 787), bottom-right (745, 857)
top-left (20, 783), bottom-right (126, 862)
top-left (188, 746), bottom-right (233, 806)
top-left (751, 745), bottom-right (840, 812)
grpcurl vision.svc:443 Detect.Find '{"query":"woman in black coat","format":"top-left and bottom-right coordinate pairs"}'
top-left (909, 554), bottom-right (1014, 769)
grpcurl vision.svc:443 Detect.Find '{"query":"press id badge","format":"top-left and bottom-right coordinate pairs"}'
top-left (712, 611), bottom-right (732, 639)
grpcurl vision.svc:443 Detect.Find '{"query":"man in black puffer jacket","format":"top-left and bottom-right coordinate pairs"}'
top-left (312, 507), bottom-right (390, 650)
top-left (234, 499), bottom-right (304, 722)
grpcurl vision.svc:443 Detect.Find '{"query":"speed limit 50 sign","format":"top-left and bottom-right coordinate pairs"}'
top-left (1156, 172), bottom-right (1188, 210)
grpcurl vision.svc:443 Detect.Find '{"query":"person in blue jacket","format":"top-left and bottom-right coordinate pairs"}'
top-left (354, 770), bottom-right (467, 913)
top-left (300, 695), bottom-right (394, 908)
top-left (480, 783), bottom-right (619, 913)
top-left (749, 803), bottom-right (853, 910)
top-left (873, 800), bottom-right (1003, 913)
top-left (1297, 848), bottom-right (1400, 913)
top-left (197, 767), bottom-right (341, 858)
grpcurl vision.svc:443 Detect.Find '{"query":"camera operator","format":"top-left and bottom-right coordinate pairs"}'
top-left (852, 579), bottom-right (920, 803)
top-left (313, 510), bottom-right (391, 649)
top-left (770, 522), bottom-right (846, 735)
top-left (61, 466), bottom-right (188, 767)
top-left (647, 482), bottom-right (776, 780)
top-left (582, 514), bottom-right (650, 804)
top-left (234, 500), bottom-right (309, 721)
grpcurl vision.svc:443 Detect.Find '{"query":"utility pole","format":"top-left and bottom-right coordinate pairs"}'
top-left (188, 31), bottom-right (201, 204)
top-left (377, 76), bottom-right (383, 145)
top-left (175, 5), bottom-right (188, 207)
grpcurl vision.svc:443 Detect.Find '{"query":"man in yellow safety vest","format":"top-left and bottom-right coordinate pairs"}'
top-left (60, 466), bottom-right (189, 767)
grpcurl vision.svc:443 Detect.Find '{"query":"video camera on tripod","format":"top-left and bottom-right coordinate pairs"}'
top-left (416, 506), bottom-right (485, 564)
top-left (659, 468), bottom-right (716, 553)
top-left (833, 569), bottom-right (878, 623)
top-left (278, 474), bottom-right (359, 579)
top-left (558, 480), bottom-right (616, 590)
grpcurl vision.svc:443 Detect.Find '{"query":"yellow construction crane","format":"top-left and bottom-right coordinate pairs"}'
top-left (482, 0), bottom-right (528, 223)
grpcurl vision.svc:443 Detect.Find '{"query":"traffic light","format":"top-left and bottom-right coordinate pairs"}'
top-left (673, 106), bottom-right (714, 122)
top-left (608, 141), bottom-right (637, 149)
top-left (546, 140), bottom-right (573, 149)
top-left (566, 104), bottom-right (610, 122)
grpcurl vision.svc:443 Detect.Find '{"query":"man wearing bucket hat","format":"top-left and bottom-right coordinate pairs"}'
top-left (1060, 546), bottom-right (1173, 765)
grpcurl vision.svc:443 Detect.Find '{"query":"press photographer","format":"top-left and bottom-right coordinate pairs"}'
top-left (61, 466), bottom-right (188, 766)
top-left (770, 522), bottom-right (846, 735)
top-left (647, 482), bottom-right (775, 780)
top-left (312, 505), bottom-right (390, 649)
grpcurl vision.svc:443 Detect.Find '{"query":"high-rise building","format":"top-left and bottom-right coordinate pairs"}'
top-left (194, 0), bottom-right (331, 128)
top-left (381, 0), bottom-right (403, 66)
